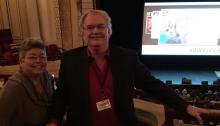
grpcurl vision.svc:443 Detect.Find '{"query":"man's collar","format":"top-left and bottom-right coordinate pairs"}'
top-left (87, 47), bottom-right (109, 60)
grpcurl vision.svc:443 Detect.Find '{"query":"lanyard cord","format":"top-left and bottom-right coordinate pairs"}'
top-left (92, 61), bottom-right (109, 88)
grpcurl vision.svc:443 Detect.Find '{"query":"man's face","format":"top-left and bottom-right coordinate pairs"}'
top-left (82, 13), bottom-right (111, 50)
top-left (20, 48), bottom-right (47, 77)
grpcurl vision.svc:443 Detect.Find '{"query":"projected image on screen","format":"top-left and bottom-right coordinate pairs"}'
top-left (142, 2), bottom-right (220, 55)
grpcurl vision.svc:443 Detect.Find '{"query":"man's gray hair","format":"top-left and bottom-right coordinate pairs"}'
top-left (79, 9), bottom-right (112, 35)
top-left (19, 38), bottom-right (46, 61)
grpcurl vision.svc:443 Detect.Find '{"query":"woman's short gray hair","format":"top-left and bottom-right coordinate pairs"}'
top-left (79, 9), bottom-right (112, 35)
top-left (19, 38), bottom-right (46, 61)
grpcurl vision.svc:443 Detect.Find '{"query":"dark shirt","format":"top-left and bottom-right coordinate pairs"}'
top-left (88, 49), bottom-right (120, 126)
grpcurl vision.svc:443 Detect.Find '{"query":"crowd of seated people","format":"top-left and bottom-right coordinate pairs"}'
top-left (174, 88), bottom-right (220, 109)
top-left (134, 85), bottom-right (220, 125)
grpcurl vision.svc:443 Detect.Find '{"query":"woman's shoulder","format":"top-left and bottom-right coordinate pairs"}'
top-left (0, 75), bottom-right (26, 98)
top-left (2, 71), bottom-right (29, 93)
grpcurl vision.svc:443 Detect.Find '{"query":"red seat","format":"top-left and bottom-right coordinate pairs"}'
top-left (46, 44), bottom-right (62, 61)
top-left (2, 51), bottom-right (18, 65)
top-left (0, 29), bottom-right (19, 66)
top-left (0, 29), bottom-right (13, 54)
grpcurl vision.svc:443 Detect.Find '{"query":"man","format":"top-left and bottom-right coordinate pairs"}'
top-left (47, 9), bottom-right (209, 126)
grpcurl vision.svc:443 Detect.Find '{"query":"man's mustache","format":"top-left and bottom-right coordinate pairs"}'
top-left (88, 33), bottom-right (104, 38)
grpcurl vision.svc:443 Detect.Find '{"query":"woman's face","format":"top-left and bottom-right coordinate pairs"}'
top-left (20, 48), bottom-right (47, 77)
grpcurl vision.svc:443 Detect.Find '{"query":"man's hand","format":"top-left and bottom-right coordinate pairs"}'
top-left (186, 105), bottom-right (209, 124)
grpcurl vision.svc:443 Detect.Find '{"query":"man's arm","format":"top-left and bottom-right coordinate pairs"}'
top-left (133, 52), bottom-right (189, 112)
top-left (132, 52), bottom-right (211, 125)
top-left (47, 56), bottom-right (68, 125)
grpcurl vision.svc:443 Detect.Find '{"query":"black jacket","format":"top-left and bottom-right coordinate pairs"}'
top-left (50, 45), bottom-right (188, 126)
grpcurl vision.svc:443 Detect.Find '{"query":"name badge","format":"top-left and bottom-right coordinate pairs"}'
top-left (96, 99), bottom-right (111, 111)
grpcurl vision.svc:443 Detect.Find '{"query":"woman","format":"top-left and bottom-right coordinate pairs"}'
top-left (0, 38), bottom-right (54, 126)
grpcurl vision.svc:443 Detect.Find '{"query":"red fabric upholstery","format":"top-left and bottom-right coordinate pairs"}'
top-left (46, 44), bottom-right (61, 61)
top-left (0, 29), bottom-right (19, 66)
top-left (2, 51), bottom-right (18, 65)
top-left (0, 29), bottom-right (13, 54)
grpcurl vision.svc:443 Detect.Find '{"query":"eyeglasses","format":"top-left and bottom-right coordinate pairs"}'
top-left (83, 24), bottom-right (107, 31)
top-left (25, 56), bottom-right (47, 62)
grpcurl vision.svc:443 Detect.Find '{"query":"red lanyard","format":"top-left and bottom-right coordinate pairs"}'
top-left (92, 60), bottom-right (109, 88)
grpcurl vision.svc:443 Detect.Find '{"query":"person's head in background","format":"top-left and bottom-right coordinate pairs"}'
top-left (19, 38), bottom-right (47, 77)
top-left (79, 9), bottom-right (112, 53)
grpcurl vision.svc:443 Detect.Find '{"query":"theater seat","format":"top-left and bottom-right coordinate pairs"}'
top-left (2, 51), bottom-right (18, 65)
top-left (46, 44), bottom-right (62, 61)
top-left (0, 29), bottom-right (18, 66)
top-left (133, 98), bottom-right (165, 126)
top-left (0, 29), bottom-right (13, 54)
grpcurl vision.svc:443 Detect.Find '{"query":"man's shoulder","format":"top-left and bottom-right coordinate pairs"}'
top-left (62, 46), bottom-right (86, 57)
top-left (110, 45), bottom-right (137, 55)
